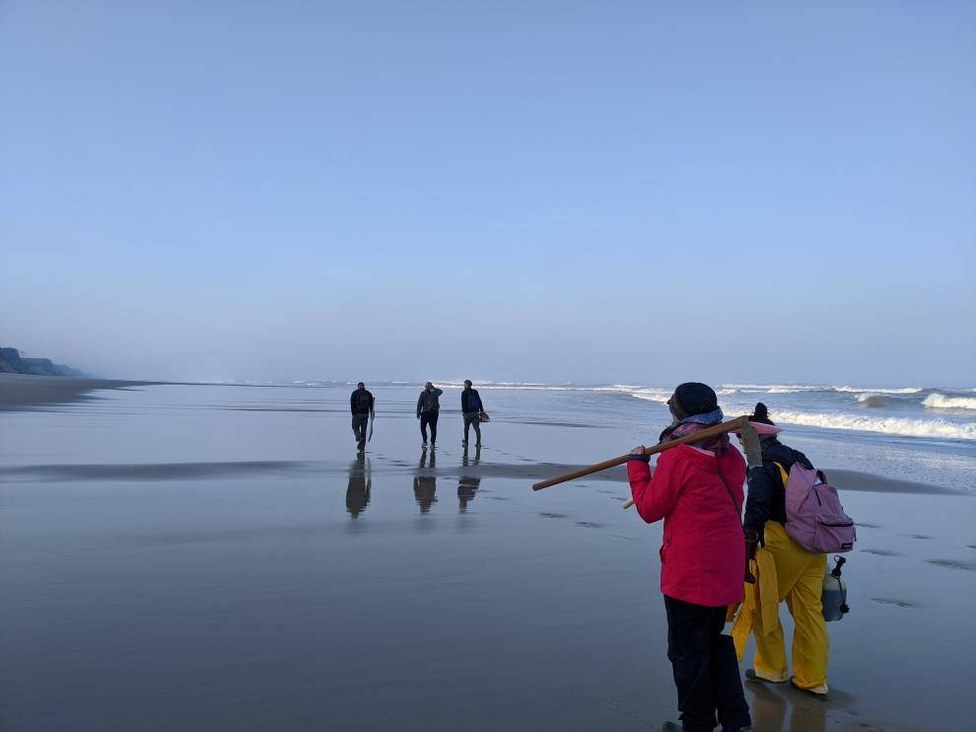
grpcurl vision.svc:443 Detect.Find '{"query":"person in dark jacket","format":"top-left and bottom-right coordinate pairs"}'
top-left (416, 382), bottom-right (443, 449)
top-left (628, 382), bottom-right (752, 732)
top-left (460, 380), bottom-right (484, 447)
top-left (739, 402), bottom-right (830, 696)
top-left (349, 382), bottom-right (374, 452)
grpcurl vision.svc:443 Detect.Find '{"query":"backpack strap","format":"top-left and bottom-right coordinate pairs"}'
top-left (715, 451), bottom-right (742, 517)
top-left (773, 461), bottom-right (790, 490)
top-left (776, 460), bottom-right (827, 487)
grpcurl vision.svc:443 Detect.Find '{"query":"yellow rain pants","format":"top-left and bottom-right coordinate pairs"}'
top-left (730, 546), bottom-right (778, 659)
top-left (736, 521), bottom-right (829, 689)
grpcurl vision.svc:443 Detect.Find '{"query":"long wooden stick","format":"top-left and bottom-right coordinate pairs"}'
top-left (531, 415), bottom-right (748, 491)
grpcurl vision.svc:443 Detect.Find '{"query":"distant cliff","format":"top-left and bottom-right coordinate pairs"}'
top-left (0, 348), bottom-right (83, 377)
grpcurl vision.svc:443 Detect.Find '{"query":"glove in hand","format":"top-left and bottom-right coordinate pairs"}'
top-left (740, 421), bottom-right (763, 469)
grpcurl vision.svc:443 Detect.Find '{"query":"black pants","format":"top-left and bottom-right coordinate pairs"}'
top-left (352, 414), bottom-right (369, 446)
top-left (664, 595), bottom-right (751, 732)
top-left (420, 412), bottom-right (439, 445)
top-left (462, 411), bottom-right (481, 444)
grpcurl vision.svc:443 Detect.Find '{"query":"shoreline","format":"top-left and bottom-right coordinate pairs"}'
top-left (0, 455), bottom-right (964, 497)
top-left (0, 373), bottom-right (159, 410)
top-left (0, 374), bottom-right (966, 497)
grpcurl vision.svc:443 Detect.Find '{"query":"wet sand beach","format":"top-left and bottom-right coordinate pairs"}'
top-left (0, 381), bottom-right (973, 731)
top-left (0, 374), bottom-right (155, 409)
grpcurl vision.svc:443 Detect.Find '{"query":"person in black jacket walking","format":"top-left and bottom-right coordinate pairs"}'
top-left (460, 380), bottom-right (484, 447)
top-left (740, 402), bottom-right (830, 696)
top-left (416, 381), bottom-right (443, 449)
top-left (350, 382), bottom-right (374, 452)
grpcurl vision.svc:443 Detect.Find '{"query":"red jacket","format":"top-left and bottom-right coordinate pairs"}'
top-left (628, 443), bottom-right (747, 607)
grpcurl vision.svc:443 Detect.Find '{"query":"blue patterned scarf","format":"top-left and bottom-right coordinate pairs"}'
top-left (658, 407), bottom-right (726, 447)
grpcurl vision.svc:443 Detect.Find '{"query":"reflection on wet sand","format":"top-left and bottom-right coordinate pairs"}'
top-left (459, 445), bottom-right (482, 512)
top-left (345, 454), bottom-right (371, 518)
top-left (414, 449), bottom-right (437, 513)
top-left (747, 681), bottom-right (827, 732)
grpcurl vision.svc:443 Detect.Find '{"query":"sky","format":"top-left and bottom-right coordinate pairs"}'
top-left (1, 1), bottom-right (974, 386)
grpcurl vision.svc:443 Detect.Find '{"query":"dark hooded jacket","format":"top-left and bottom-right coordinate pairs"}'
top-left (350, 389), bottom-right (374, 416)
top-left (416, 387), bottom-right (443, 417)
top-left (461, 388), bottom-right (483, 414)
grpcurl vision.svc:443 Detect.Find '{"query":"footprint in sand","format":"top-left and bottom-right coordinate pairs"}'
top-left (540, 512), bottom-right (568, 519)
top-left (856, 522), bottom-right (882, 529)
top-left (926, 559), bottom-right (976, 571)
top-left (899, 533), bottom-right (934, 540)
top-left (871, 597), bottom-right (920, 608)
top-left (575, 521), bottom-right (605, 529)
top-left (861, 549), bottom-right (900, 557)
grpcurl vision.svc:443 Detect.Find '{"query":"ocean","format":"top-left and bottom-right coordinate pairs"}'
top-left (1, 379), bottom-right (974, 731)
top-left (225, 379), bottom-right (976, 492)
top-left (5, 380), bottom-right (973, 493)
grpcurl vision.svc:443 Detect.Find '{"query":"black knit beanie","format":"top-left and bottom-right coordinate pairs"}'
top-left (749, 402), bottom-right (775, 425)
top-left (668, 382), bottom-right (718, 419)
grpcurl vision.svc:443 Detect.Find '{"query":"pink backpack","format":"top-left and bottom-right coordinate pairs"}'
top-left (775, 463), bottom-right (856, 553)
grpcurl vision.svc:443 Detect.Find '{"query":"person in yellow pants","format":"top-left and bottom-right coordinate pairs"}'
top-left (752, 521), bottom-right (828, 691)
top-left (738, 403), bottom-right (830, 695)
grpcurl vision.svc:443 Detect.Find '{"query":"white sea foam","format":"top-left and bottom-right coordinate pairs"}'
top-left (774, 410), bottom-right (976, 441)
top-left (835, 386), bottom-right (926, 394)
top-left (721, 384), bottom-right (826, 394)
top-left (923, 393), bottom-right (976, 411)
top-left (627, 388), bottom-right (671, 403)
top-left (722, 384), bottom-right (930, 395)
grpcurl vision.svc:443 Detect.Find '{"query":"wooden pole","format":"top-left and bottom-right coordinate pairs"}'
top-left (531, 415), bottom-right (748, 491)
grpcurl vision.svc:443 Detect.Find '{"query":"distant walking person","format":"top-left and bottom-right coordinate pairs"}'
top-left (416, 381), bottom-right (443, 449)
top-left (349, 382), bottom-right (374, 452)
top-left (460, 380), bottom-right (485, 447)
top-left (739, 402), bottom-right (831, 697)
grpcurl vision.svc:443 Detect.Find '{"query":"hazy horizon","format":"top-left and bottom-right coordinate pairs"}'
top-left (2, 2), bottom-right (974, 387)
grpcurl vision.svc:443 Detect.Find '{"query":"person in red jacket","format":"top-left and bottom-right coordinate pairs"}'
top-left (627, 382), bottom-right (752, 732)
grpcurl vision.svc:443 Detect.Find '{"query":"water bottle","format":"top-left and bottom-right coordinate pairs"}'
top-left (822, 555), bottom-right (850, 622)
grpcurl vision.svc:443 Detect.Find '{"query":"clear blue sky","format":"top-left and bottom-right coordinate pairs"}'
top-left (2, 2), bottom-right (973, 385)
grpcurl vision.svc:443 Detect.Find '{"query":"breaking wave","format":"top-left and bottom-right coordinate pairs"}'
top-left (834, 386), bottom-right (926, 394)
top-left (627, 388), bottom-right (671, 403)
top-left (722, 384), bottom-right (929, 396)
top-left (773, 410), bottom-right (976, 441)
top-left (923, 393), bottom-right (976, 411)
top-left (856, 394), bottom-right (893, 407)
top-left (720, 384), bottom-right (825, 394)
